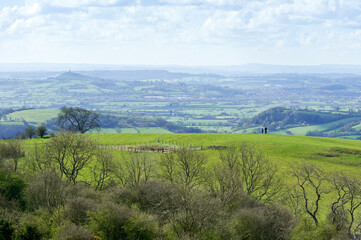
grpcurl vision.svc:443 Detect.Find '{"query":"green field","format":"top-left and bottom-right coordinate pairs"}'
top-left (5, 109), bottom-right (59, 124)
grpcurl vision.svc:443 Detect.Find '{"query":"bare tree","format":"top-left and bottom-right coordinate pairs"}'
top-left (206, 144), bottom-right (282, 204)
top-left (0, 140), bottom-right (24, 172)
top-left (26, 142), bottom-right (52, 174)
top-left (282, 186), bottom-right (304, 218)
top-left (159, 153), bottom-right (176, 184)
top-left (26, 169), bottom-right (68, 213)
top-left (160, 147), bottom-right (206, 190)
top-left (238, 143), bottom-right (282, 202)
top-left (329, 173), bottom-right (349, 231)
top-left (292, 163), bottom-right (328, 225)
top-left (91, 149), bottom-right (116, 190)
top-left (330, 173), bottom-right (361, 236)
top-left (45, 131), bottom-right (97, 184)
top-left (206, 146), bottom-right (242, 205)
top-left (119, 152), bottom-right (155, 189)
top-left (57, 106), bottom-right (100, 134)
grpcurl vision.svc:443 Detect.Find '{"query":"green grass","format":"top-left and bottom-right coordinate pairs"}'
top-left (5, 109), bottom-right (59, 124)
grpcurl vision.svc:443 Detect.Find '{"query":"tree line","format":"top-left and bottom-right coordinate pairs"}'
top-left (1, 133), bottom-right (361, 239)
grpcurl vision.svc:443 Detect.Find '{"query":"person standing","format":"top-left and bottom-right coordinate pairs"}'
top-left (261, 128), bottom-right (264, 134)
top-left (265, 127), bottom-right (268, 134)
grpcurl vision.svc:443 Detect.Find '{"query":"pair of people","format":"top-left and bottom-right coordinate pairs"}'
top-left (261, 127), bottom-right (268, 134)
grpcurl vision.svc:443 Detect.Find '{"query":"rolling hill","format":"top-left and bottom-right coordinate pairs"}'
top-left (238, 107), bottom-right (361, 139)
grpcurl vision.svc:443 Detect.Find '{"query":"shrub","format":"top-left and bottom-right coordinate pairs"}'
top-left (56, 224), bottom-right (95, 240)
top-left (89, 202), bottom-right (134, 240)
top-left (64, 197), bottom-right (95, 225)
top-left (231, 205), bottom-right (294, 240)
top-left (0, 169), bottom-right (26, 209)
top-left (124, 212), bottom-right (162, 240)
top-left (290, 218), bottom-right (347, 240)
top-left (26, 170), bottom-right (67, 212)
top-left (15, 210), bottom-right (56, 240)
top-left (0, 219), bottom-right (14, 240)
top-left (16, 225), bottom-right (44, 240)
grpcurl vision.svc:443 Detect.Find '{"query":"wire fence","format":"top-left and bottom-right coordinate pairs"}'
top-left (99, 139), bottom-right (226, 153)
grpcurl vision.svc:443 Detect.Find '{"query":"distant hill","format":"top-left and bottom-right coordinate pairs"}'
top-left (240, 107), bottom-right (344, 129)
top-left (52, 71), bottom-right (99, 81)
top-left (78, 70), bottom-right (222, 81)
top-left (238, 107), bottom-right (361, 139)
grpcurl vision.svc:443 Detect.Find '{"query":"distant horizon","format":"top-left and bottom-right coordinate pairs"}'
top-left (1, 62), bottom-right (361, 67)
top-left (2, 62), bottom-right (361, 75)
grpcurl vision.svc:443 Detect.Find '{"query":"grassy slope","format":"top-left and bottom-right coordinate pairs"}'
top-left (27, 133), bottom-right (361, 219)
top-left (91, 133), bottom-right (361, 175)
top-left (91, 133), bottom-right (361, 219)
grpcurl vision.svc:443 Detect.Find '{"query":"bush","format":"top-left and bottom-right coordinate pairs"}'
top-left (15, 210), bottom-right (56, 240)
top-left (231, 205), bottom-right (294, 240)
top-left (135, 181), bottom-right (179, 217)
top-left (56, 224), bottom-right (95, 240)
top-left (64, 197), bottom-right (95, 225)
top-left (0, 219), bottom-right (14, 240)
top-left (290, 218), bottom-right (347, 240)
top-left (17, 225), bottom-right (44, 240)
top-left (0, 169), bottom-right (26, 209)
top-left (124, 211), bottom-right (162, 240)
top-left (89, 202), bottom-right (134, 240)
top-left (25, 170), bottom-right (67, 211)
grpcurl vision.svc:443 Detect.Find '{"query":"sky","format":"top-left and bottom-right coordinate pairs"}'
top-left (1, 0), bottom-right (361, 66)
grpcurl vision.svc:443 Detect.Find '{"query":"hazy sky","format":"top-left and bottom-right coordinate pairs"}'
top-left (1, 0), bottom-right (361, 66)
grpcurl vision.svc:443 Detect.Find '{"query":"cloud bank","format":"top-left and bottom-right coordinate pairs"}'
top-left (1, 0), bottom-right (361, 65)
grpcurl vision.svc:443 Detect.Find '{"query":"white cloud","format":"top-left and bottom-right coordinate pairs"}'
top-left (0, 0), bottom-right (361, 65)
top-left (42, 0), bottom-right (119, 8)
